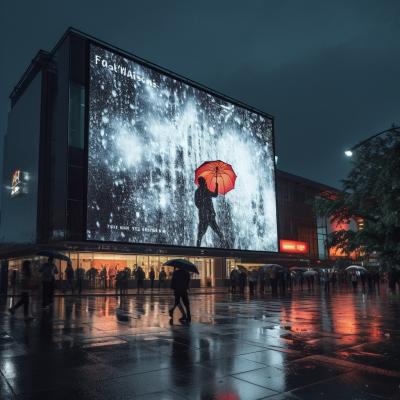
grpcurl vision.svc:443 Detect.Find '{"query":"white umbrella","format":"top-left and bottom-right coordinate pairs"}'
top-left (346, 265), bottom-right (367, 272)
top-left (303, 270), bottom-right (318, 276)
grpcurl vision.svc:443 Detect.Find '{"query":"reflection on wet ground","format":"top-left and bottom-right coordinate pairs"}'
top-left (0, 289), bottom-right (399, 399)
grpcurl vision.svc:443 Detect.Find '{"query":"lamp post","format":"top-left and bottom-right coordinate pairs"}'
top-left (344, 125), bottom-right (400, 157)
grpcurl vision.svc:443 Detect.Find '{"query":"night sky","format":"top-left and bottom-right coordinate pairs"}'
top-left (1, 1), bottom-right (399, 189)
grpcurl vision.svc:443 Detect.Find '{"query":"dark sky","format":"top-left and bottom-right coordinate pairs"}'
top-left (1, 1), bottom-right (399, 188)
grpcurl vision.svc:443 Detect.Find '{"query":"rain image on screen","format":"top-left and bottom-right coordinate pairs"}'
top-left (87, 44), bottom-right (278, 251)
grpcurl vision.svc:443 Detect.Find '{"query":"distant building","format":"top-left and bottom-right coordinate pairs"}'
top-left (0, 29), bottom-right (345, 288)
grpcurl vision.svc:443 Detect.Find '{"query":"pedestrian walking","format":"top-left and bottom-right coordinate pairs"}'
top-left (149, 268), bottom-right (155, 290)
top-left (270, 270), bottom-right (278, 295)
top-left (115, 270), bottom-right (123, 296)
top-left (367, 271), bottom-right (374, 291)
top-left (373, 271), bottom-right (380, 291)
top-left (169, 268), bottom-right (191, 323)
top-left (10, 269), bottom-right (17, 295)
top-left (248, 269), bottom-right (258, 295)
top-left (108, 266), bottom-right (116, 289)
top-left (360, 272), bottom-right (366, 292)
top-left (100, 266), bottom-right (107, 289)
top-left (259, 269), bottom-right (266, 293)
top-left (122, 268), bottom-right (129, 295)
top-left (9, 260), bottom-right (35, 320)
top-left (351, 271), bottom-right (358, 291)
top-left (239, 270), bottom-right (247, 294)
top-left (324, 271), bottom-right (330, 293)
top-left (230, 269), bottom-right (239, 293)
top-left (136, 266), bottom-right (145, 293)
top-left (278, 271), bottom-right (286, 294)
top-left (310, 274), bottom-right (315, 290)
top-left (76, 267), bottom-right (84, 295)
top-left (39, 256), bottom-right (58, 308)
top-left (65, 261), bottom-right (74, 294)
top-left (158, 267), bottom-right (167, 289)
top-left (299, 273), bottom-right (304, 291)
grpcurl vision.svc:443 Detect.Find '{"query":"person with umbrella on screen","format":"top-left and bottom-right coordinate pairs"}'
top-left (194, 160), bottom-right (237, 247)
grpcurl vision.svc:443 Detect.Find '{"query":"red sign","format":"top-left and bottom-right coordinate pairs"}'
top-left (280, 240), bottom-right (308, 254)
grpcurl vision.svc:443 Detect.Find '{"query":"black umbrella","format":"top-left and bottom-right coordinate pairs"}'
top-left (37, 250), bottom-right (71, 263)
top-left (163, 259), bottom-right (199, 274)
top-left (260, 264), bottom-right (286, 272)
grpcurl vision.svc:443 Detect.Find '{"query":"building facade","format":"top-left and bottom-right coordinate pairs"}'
top-left (0, 29), bottom-right (339, 288)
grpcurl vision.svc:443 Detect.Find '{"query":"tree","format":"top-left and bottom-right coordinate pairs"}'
top-left (316, 132), bottom-right (400, 267)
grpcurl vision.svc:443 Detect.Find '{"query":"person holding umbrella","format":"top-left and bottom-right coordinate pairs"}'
top-left (169, 268), bottom-right (191, 323)
top-left (194, 160), bottom-right (237, 248)
top-left (165, 259), bottom-right (199, 323)
top-left (195, 176), bottom-right (225, 247)
top-left (9, 260), bottom-right (35, 320)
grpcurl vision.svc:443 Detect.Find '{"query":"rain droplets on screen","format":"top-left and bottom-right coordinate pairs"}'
top-left (87, 44), bottom-right (278, 252)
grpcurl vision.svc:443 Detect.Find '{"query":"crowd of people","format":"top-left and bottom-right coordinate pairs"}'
top-left (229, 268), bottom-right (316, 295)
top-left (6, 256), bottom-right (400, 322)
top-left (66, 264), bottom-right (170, 292)
top-left (229, 266), bottom-right (394, 295)
top-left (6, 256), bottom-right (193, 324)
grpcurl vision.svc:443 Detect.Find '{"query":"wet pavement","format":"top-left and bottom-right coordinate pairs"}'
top-left (0, 288), bottom-right (399, 399)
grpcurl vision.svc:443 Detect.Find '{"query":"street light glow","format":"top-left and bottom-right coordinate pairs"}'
top-left (344, 150), bottom-right (353, 157)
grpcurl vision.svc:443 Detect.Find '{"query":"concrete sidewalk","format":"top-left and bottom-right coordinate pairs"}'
top-left (0, 289), bottom-right (399, 399)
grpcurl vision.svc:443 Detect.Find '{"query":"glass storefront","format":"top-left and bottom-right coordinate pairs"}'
top-left (6, 252), bottom-right (220, 289)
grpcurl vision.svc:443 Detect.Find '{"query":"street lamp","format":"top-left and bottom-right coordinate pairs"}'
top-left (344, 150), bottom-right (353, 157)
top-left (344, 125), bottom-right (400, 157)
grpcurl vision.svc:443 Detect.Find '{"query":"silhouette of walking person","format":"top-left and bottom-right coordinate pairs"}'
top-left (195, 176), bottom-right (224, 247)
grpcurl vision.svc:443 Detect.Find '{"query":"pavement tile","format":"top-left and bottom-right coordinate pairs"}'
top-left (0, 289), bottom-right (399, 399)
top-left (173, 374), bottom-right (278, 400)
top-left (290, 370), bottom-right (400, 399)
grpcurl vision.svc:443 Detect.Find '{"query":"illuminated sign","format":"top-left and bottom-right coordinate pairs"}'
top-left (87, 44), bottom-right (278, 252)
top-left (280, 240), bottom-right (308, 254)
top-left (10, 170), bottom-right (29, 197)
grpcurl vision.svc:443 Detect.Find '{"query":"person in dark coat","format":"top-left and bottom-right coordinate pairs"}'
top-left (169, 268), bottom-right (191, 323)
top-left (115, 270), bottom-right (123, 296)
top-left (136, 266), bottom-right (145, 293)
top-left (239, 270), bottom-right (247, 294)
top-left (39, 257), bottom-right (58, 308)
top-left (158, 267), bottom-right (167, 289)
top-left (259, 269), bottom-right (266, 293)
top-left (229, 269), bottom-right (239, 293)
top-left (9, 260), bottom-right (34, 320)
top-left (373, 271), bottom-right (380, 291)
top-left (65, 262), bottom-right (74, 294)
top-left (360, 272), bottom-right (366, 292)
top-left (195, 177), bottom-right (224, 247)
top-left (149, 268), bottom-right (155, 290)
top-left (270, 270), bottom-right (278, 295)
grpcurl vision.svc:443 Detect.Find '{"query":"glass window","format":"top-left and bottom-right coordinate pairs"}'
top-left (149, 256), bottom-right (160, 275)
top-left (137, 255), bottom-right (149, 277)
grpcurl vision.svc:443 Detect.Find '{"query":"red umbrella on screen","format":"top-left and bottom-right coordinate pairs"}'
top-left (194, 160), bottom-right (237, 195)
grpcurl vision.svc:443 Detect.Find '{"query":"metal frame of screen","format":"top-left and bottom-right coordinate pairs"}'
top-left (84, 36), bottom-right (280, 257)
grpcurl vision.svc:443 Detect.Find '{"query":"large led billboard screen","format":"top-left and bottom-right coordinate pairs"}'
top-left (87, 44), bottom-right (278, 252)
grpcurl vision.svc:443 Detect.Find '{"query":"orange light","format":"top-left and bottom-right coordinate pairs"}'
top-left (280, 240), bottom-right (308, 254)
